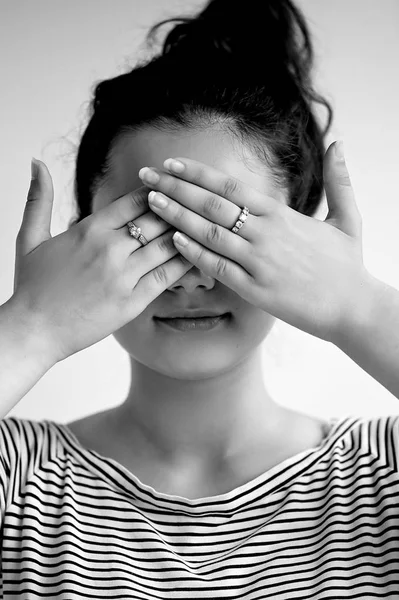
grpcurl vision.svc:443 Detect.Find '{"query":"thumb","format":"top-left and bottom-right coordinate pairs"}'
top-left (323, 140), bottom-right (363, 239)
top-left (16, 157), bottom-right (55, 256)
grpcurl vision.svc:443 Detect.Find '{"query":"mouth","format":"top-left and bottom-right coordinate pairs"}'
top-left (154, 312), bottom-right (232, 332)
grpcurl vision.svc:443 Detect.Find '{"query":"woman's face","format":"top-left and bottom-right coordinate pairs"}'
top-left (91, 125), bottom-right (288, 380)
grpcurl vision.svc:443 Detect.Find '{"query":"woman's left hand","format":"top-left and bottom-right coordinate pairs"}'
top-left (139, 140), bottom-right (371, 344)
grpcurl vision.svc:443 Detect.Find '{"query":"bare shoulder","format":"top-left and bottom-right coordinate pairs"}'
top-left (67, 408), bottom-right (118, 449)
top-left (280, 407), bottom-right (331, 450)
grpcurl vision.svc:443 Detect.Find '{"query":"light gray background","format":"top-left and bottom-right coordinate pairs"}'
top-left (1, 0), bottom-right (398, 423)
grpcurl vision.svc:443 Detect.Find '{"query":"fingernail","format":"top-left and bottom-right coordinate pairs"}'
top-left (335, 140), bottom-right (345, 161)
top-left (148, 191), bottom-right (168, 208)
top-left (173, 231), bottom-right (189, 247)
top-left (139, 167), bottom-right (160, 184)
top-left (164, 158), bottom-right (185, 173)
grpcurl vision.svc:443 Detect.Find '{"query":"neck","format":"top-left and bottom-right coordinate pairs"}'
top-left (115, 346), bottom-right (283, 473)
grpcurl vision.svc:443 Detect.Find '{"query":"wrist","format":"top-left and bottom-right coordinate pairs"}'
top-left (2, 295), bottom-right (60, 370)
top-left (331, 268), bottom-right (382, 351)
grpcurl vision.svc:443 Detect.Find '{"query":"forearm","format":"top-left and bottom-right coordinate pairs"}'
top-left (0, 297), bottom-right (56, 419)
top-left (333, 273), bottom-right (399, 400)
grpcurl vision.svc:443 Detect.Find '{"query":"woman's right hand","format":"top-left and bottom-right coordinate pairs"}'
top-left (12, 158), bottom-right (193, 364)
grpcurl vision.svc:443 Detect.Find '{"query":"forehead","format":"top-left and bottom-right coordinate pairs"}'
top-left (92, 125), bottom-right (284, 212)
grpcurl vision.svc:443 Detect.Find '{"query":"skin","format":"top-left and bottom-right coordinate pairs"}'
top-left (84, 124), bottom-right (327, 491)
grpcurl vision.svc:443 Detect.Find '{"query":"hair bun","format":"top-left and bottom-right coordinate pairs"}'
top-left (149, 0), bottom-right (313, 88)
top-left (162, 14), bottom-right (233, 57)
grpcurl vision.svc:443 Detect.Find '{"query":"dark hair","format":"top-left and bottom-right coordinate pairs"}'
top-left (70, 0), bottom-right (333, 227)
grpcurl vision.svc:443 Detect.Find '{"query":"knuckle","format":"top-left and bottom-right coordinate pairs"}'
top-left (222, 177), bottom-right (240, 198)
top-left (130, 190), bottom-right (146, 210)
top-left (338, 174), bottom-right (352, 187)
top-left (26, 177), bottom-right (39, 203)
top-left (271, 202), bottom-right (287, 226)
top-left (77, 218), bottom-right (98, 243)
top-left (190, 166), bottom-right (206, 186)
top-left (174, 203), bottom-right (185, 221)
top-left (203, 194), bottom-right (223, 218)
top-left (157, 233), bottom-right (173, 254)
top-left (339, 176), bottom-right (352, 188)
top-left (26, 191), bottom-right (39, 203)
top-left (153, 264), bottom-right (168, 286)
top-left (102, 241), bottom-right (120, 266)
top-left (205, 222), bottom-right (223, 245)
top-left (215, 256), bottom-right (228, 278)
top-left (76, 219), bottom-right (104, 253)
top-left (167, 179), bottom-right (180, 198)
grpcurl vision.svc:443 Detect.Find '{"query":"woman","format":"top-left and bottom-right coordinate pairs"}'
top-left (1, 0), bottom-right (399, 597)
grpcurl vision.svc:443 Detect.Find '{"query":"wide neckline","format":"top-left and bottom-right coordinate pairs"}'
top-left (51, 415), bottom-right (357, 508)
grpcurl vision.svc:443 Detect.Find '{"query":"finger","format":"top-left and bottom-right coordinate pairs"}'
top-left (323, 141), bottom-right (362, 239)
top-left (83, 182), bottom-right (178, 260)
top-left (147, 190), bottom-right (253, 272)
top-left (161, 157), bottom-right (279, 216)
top-left (132, 252), bottom-right (193, 316)
top-left (17, 158), bottom-right (54, 255)
top-left (171, 230), bottom-right (253, 297)
top-left (116, 206), bottom-right (173, 255)
top-left (139, 165), bottom-right (258, 242)
top-left (126, 227), bottom-right (188, 282)
top-left (92, 185), bottom-right (152, 230)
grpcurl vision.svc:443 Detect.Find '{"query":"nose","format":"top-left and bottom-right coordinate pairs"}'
top-left (167, 265), bottom-right (216, 293)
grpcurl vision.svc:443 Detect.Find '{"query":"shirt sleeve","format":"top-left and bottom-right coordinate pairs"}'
top-left (0, 417), bottom-right (48, 527)
top-left (364, 414), bottom-right (399, 474)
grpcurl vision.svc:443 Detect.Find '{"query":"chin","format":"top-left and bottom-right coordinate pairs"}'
top-left (151, 346), bottom-right (239, 380)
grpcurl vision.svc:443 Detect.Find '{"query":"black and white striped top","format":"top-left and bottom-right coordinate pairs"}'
top-left (1, 415), bottom-right (399, 598)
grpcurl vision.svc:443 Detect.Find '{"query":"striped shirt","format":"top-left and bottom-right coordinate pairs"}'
top-left (1, 414), bottom-right (399, 598)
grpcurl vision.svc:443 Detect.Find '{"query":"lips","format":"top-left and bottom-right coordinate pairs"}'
top-left (155, 310), bottom-right (230, 319)
top-left (155, 313), bottom-right (231, 332)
